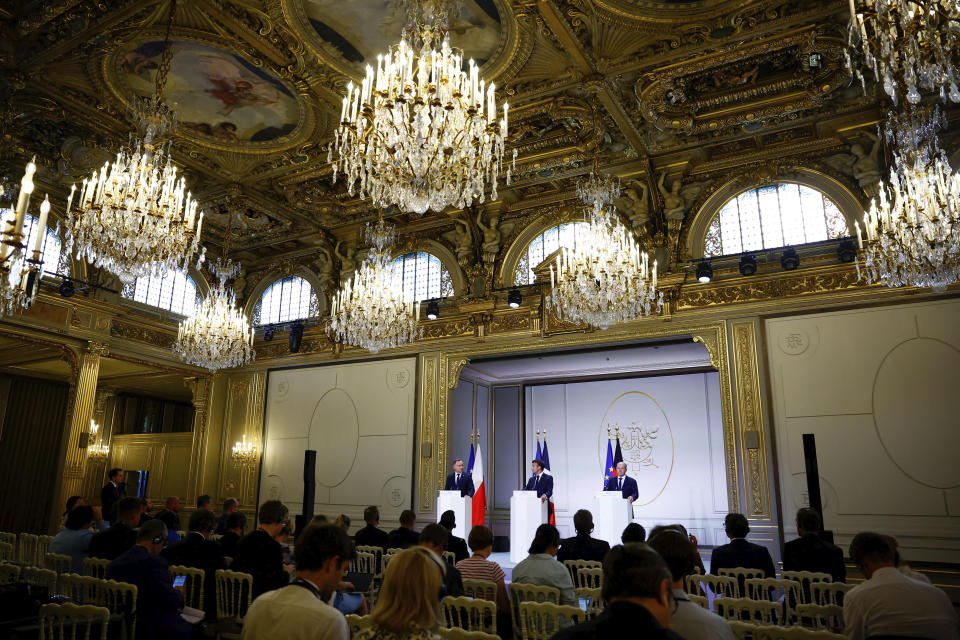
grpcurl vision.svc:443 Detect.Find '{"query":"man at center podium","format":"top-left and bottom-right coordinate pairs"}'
top-left (444, 459), bottom-right (475, 497)
top-left (605, 461), bottom-right (639, 502)
top-left (524, 459), bottom-right (553, 502)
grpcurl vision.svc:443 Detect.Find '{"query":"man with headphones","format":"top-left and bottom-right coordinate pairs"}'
top-left (106, 519), bottom-right (193, 640)
top-left (417, 523), bottom-right (465, 598)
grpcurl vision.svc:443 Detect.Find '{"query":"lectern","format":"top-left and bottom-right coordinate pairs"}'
top-left (436, 491), bottom-right (472, 540)
top-left (592, 492), bottom-right (632, 547)
top-left (510, 490), bottom-right (548, 564)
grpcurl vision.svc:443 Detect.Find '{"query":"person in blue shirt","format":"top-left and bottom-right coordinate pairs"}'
top-left (50, 505), bottom-right (95, 573)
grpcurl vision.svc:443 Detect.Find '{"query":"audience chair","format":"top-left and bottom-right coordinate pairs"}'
top-left (0, 540), bottom-right (14, 562)
top-left (344, 614), bottom-right (373, 635)
top-left (81, 558), bottom-right (109, 580)
top-left (38, 602), bottom-right (110, 640)
top-left (809, 582), bottom-right (853, 606)
top-left (716, 597), bottom-right (782, 625)
top-left (687, 573), bottom-right (739, 598)
top-left (509, 583), bottom-right (559, 639)
top-left (728, 620), bottom-right (759, 640)
top-left (575, 567), bottom-right (603, 590)
top-left (795, 604), bottom-right (843, 631)
top-left (0, 562), bottom-right (21, 584)
top-left (463, 578), bottom-right (497, 603)
top-left (168, 565), bottom-right (205, 611)
top-left (24, 566), bottom-right (58, 594)
top-left (214, 569), bottom-right (253, 640)
top-left (382, 547), bottom-right (402, 569)
top-left (37, 535), bottom-right (54, 564)
top-left (575, 587), bottom-right (604, 618)
top-left (781, 571), bottom-right (832, 604)
top-left (745, 577), bottom-right (801, 621)
top-left (97, 579), bottom-right (137, 640)
top-left (518, 601), bottom-right (588, 640)
top-left (719, 566), bottom-right (766, 596)
top-left (688, 594), bottom-right (709, 610)
top-left (351, 551), bottom-right (377, 575)
top-left (45, 553), bottom-right (73, 576)
top-left (0, 530), bottom-right (16, 552)
top-left (18, 532), bottom-right (39, 566)
top-left (438, 629), bottom-right (500, 640)
top-left (563, 560), bottom-right (602, 589)
top-left (752, 624), bottom-right (845, 640)
top-left (59, 574), bottom-right (100, 604)
top-left (443, 551), bottom-right (457, 566)
top-left (354, 545), bottom-right (384, 576)
top-left (442, 595), bottom-right (497, 635)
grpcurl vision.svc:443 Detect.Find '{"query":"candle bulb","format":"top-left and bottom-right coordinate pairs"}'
top-left (32, 196), bottom-right (50, 257)
top-left (855, 220), bottom-right (863, 249)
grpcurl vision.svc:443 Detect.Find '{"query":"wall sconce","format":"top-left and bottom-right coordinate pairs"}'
top-left (231, 434), bottom-right (260, 468)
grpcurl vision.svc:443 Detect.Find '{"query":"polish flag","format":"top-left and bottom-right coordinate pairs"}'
top-left (472, 443), bottom-right (486, 526)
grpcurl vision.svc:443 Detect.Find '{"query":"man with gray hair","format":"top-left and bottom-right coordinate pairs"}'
top-left (552, 543), bottom-right (683, 639)
top-left (107, 519), bottom-right (192, 640)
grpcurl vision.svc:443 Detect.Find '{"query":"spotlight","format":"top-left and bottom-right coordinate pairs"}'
top-left (738, 255), bottom-right (758, 276)
top-left (59, 278), bottom-right (75, 298)
top-left (426, 300), bottom-right (439, 321)
top-left (837, 239), bottom-right (857, 263)
top-left (781, 248), bottom-right (800, 271)
top-left (507, 289), bottom-right (522, 309)
top-left (289, 321), bottom-right (304, 353)
top-left (263, 325), bottom-right (275, 341)
top-left (696, 261), bottom-right (713, 283)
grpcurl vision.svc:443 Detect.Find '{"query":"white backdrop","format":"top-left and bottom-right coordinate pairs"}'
top-left (524, 372), bottom-right (729, 545)
top-left (259, 358), bottom-right (417, 528)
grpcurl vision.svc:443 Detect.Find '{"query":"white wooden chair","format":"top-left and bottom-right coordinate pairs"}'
top-left (719, 566), bottom-right (766, 596)
top-left (97, 579), bottom-right (137, 640)
top-left (752, 624), bottom-right (845, 640)
top-left (37, 535), bottom-right (55, 564)
top-left (745, 577), bottom-right (801, 621)
top-left (716, 597), bottom-right (783, 625)
top-left (0, 540), bottom-right (14, 562)
top-left (809, 581), bottom-right (853, 606)
top-left (58, 574), bottom-right (100, 604)
top-left (781, 571), bottom-right (832, 604)
top-left (354, 545), bottom-right (385, 576)
top-left (44, 553), bottom-right (73, 576)
top-left (442, 595), bottom-right (497, 635)
top-left (81, 558), bottom-right (110, 580)
top-left (463, 578), bottom-right (498, 602)
top-left (795, 603), bottom-right (843, 631)
top-left (688, 594), bottom-right (709, 609)
top-left (575, 587), bottom-right (604, 618)
top-left (23, 566), bottom-right (58, 594)
top-left (214, 569), bottom-right (253, 640)
top-left (728, 620), bottom-right (759, 640)
top-left (509, 583), bottom-right (559, 639)
top-left (168, 565), bottom-right (205, 611)
top-left (0, 563), bottom-right (21, 584)
top-left (687, 573), bottom-right (739, 598)
top-left (344, 614), bottom-right (374, 635)
top-left (18, 532), bottom-right (39, 566)
top-left (562, 559), bottom-right (602, 589)
top-left (438, 628), bottom-right (500, 640)
top-left (39, 602), bottom-right (110, 640)
top-left (518, 601), bottom-right (588, 640)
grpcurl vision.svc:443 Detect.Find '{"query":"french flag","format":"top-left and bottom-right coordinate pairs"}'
top-left (471, 443), bottom-right (486, 526)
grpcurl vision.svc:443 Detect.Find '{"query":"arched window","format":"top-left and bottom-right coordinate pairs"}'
top-left (123, 269), bottom-right (199, 315)
top-left (253, 276), bottom-right (318, 325)
top-left (390, 252), bottom-right (454, 301)
top-left (703, 183), bottom-right (848, 257)
top-left (514, 221), bottom-right (590, 285)
top-left (0, 211), bottom-right (68, 277)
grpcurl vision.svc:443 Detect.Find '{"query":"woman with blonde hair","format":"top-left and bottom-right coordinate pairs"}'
top-left (355, 547), bottom-right (445, 640)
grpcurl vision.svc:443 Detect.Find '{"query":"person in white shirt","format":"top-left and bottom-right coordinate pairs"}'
top-left (241, 524), bottom-right (354, 640)
top-left (844, 532), bottom-right (959, 640)
top-left (648, 528), bottom-right (734, 640)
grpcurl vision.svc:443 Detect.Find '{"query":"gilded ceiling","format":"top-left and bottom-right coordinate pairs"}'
top-left (0, 0), bottom-right (952, 305)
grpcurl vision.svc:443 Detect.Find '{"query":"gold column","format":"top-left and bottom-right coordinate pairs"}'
top-left (184, 375), bottom-right (213, 508)
top-left (731, 321), bottom-right (772, 519)
top-left (59, 341), bottom-right (108, 511)
top-left (418, 353), bottom-right (441, 513)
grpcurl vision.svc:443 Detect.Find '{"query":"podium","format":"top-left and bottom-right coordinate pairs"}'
top-left (510, 490), bottom-right (548, 564)
top-left (592, 492), bottom-right (632, 547)
top-left (436, 491), bottom-right (472, 540)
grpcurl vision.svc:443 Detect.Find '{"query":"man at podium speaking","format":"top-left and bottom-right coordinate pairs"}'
top-left (524, 459), bottom-right (553, 502)
top-left (605, 461), bottom-right (639, 502)
top-left (444, 459), bottom-right (475, 497)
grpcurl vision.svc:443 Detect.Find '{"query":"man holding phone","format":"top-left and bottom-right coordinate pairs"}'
top-left (163, 509), bottom-right (227, 619)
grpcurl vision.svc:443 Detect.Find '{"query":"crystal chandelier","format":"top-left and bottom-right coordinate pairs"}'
top-left (173, 220), bottom-right (255, 371)
top-left (0, 160), bottom-right (49, 317)
top-left (328, 0), bottom-right (514, 214)
top-left (327, 218), bottom-right (422, 353)
top-left (231, 434), bottom-right (259, 468)
top-left (65, 0), bottom-right (205, 283)
top-left (546, 103), bottom-right (662, 329)
top-left (855, 108), bottom-right (960, 291)
top-left (846, 0), bottom-right (960, 105)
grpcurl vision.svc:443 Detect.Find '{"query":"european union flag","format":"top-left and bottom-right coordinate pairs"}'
top-left (604, 437), bottom-right (615, 488)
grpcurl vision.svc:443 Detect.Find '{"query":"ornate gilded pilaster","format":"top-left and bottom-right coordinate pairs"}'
top-left (419, 353), bottom-right (441, 513)
top-left (185, 375), bottom-right (213, 506)
top-left (731, 321), bottom-right (771, 519)
top-left (59, 341), bottom-right (108, 509)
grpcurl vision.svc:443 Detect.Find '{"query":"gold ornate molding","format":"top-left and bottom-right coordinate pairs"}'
top-left (419, 354), bottom-right (440, 512)
top-left (447, 358), bottom-right (471, 390)
top-left (731, 320), bottom-right (771, 518)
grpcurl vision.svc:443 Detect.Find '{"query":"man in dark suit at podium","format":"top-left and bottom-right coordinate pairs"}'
top-left (524, 459), bottom-right (553, 502)
top-left (443, 459), bottom-right (475, 497)
top-left (604, 461), bottom-right (639, 502)
top-left (783, 508), bottom-right (845, 582)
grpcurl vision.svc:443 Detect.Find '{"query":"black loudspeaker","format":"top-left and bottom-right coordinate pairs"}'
top-left (801, 434), bottom-right (834, 543)
top-left (297, 450), bottom-right (316, 534)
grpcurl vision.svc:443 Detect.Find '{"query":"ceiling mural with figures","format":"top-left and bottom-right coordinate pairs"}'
top-left (0, 0), bottom-right (955, 310)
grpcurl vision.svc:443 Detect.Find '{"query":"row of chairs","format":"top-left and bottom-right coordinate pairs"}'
top-left (688, 569), bottom-right (847, 603)
top-left (730, 622), bottom-right (845, 640)
top-left (0, 532), bottom-right (55, 567)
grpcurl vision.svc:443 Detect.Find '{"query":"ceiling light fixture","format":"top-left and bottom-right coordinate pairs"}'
top-left (65, 0), bottom-right (204, 283)
top-left (426, 299), bottom-right (439, 320)
top-left (0, 160), bottom-right (48, 317)
top-left (328, 0), bottom-right (513, 214)
top-left (738, 255), bottom-right (758, 276)
top-left (696, 261), bottom-right (713, 283)
top-left (507, 289), bottom-right (522, 309)
top-left (780, 248), bottom-right (800, 271)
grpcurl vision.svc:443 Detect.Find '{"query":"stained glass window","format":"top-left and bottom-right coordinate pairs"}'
top-left (124, 269), bottom-right (199, 315)
top-left (253, 276), bottom-right (319, 325)
top-left (390, 252), bottom-right (454, 301)
top-left (514, 222), bottom-right (590, 285)
top-left (704, 183), bottom-right (848, 257)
